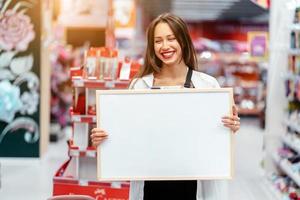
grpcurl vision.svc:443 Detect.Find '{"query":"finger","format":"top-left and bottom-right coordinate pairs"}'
top-left (223, 121), bottom-right (240, 128)
top-left (91, 133), bottom-right (108, 138)
top-left (222, 119), bottom-right (240, 126)
top-left (91, 128), bottom-right (105, 133)
top-left (222, 119), bottom-right (233, 125)
top-left (96, 134), bottom-right (108, 138)
top-left (223, 124), bottom-right (235, 130)
top-left (91, 131), bottom-right (108, 136)
top-left (223, 124), bottom-right (239, 132)
top-left (232, 105), bottom-right (238, 116)
top-left (91, 128), bottom-right (100, 132)
top-left (91, 134), bottom-right (108, 139)
top-left (222, 116), bottom-right (240, 121)
top-left (92, 137), bottom-right (108, 144)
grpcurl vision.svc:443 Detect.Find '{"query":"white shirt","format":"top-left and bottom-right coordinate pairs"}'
top-left (129, 70), bottom-right (220, 90)
top-left (128, 70), bottom-right (228, 200)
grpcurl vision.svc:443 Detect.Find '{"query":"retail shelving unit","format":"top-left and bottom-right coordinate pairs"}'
top-left (268, 7), bottom-right (300, 199)
top-left (52, 55), bottom-right (137, 199)
top-left (222, 59), bottom-right (267, 128)
top-left (199, 52), bottom-right (267, 127)
top-left (272, 154), bottom-right (300, 187)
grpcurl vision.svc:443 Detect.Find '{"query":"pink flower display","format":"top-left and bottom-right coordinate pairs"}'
top-left (0, 9), bottom-right (35, 51)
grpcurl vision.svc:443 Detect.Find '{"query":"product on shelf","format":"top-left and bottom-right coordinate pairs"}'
top-left (84, 47), bottom-right (98, 79)
top-left (83, 47), bottom-right (119, 81)
top-left (103, 49), bottom-right (119, 80)
top-left (267, 172), bottom-right (300, 199)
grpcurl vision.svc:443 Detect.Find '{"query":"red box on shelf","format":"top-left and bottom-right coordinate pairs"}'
top-left (53, 160), bottom-right (129, 200)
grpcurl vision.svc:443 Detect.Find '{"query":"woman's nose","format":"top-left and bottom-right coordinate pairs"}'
top-left (161, 40), bottom-right (169, 49)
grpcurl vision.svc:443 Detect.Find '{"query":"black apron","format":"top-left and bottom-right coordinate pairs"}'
top-left (144, 68), bottom-right (197, 200)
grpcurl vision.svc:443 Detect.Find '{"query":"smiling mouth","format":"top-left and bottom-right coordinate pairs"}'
top-left (161, 51), bottom-right (175, 59)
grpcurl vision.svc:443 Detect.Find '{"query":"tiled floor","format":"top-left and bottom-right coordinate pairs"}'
top-left (0, 118), bottom-right (278, 200)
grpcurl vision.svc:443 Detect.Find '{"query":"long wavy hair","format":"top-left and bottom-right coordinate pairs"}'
top-left (136, 13), bottom-right (198, 78)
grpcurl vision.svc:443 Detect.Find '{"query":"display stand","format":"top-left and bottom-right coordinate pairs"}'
top-left (52, 49), bottom-right (140, 199)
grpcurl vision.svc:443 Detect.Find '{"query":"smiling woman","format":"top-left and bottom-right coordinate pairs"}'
top-left (91, 12), bottom-right (240, 200)
top-left (139, 13), bottom-right (197, 79)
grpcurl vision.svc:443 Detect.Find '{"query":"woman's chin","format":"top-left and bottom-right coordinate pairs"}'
top-left (161, 59), bottom-right (178, 66)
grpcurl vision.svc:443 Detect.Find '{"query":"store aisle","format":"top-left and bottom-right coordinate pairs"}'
top-left (0, 118), bottom-right (277, 200)
top-left (229, 117), bottom-right (275, 200)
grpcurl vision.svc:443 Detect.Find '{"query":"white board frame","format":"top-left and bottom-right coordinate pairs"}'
top-left (96, 88), bottom-right (234, 181)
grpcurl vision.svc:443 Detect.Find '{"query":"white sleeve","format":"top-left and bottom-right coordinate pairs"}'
top-left (212, 77), bottom-right (221, 88)
top-left (129, 181), bottom-right (144, 200)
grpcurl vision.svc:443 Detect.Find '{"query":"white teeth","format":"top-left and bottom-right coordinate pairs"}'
top-left (162, 52), bottom-right (174, 58)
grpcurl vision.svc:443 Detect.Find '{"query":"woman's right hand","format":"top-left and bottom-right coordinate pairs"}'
top-left (90, 128), bottom-right (108, 147)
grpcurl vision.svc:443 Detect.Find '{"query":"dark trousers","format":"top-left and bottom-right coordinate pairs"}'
top-left (143, 180), bottom-right (197, 200)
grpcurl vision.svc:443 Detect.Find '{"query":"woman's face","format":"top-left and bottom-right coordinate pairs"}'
top-left (154, 22), bottom-right (182, 67)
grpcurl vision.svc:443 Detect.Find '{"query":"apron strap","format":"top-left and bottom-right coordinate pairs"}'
top-left (184, 68), bottom-right (193, 88)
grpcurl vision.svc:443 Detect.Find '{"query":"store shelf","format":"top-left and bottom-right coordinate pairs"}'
top-left (72, 77), bottom-right (130, 89)
top-left (280, 160), bottom-right (300, 187)
top-left (71, 114), bottom-right (96, 123)
top-left (283, 118), bottom-right (300, 133)
top-left (69, 148), bottom-right (97, 158)
top-left (238, 107), bottom-right (263, 115)
top-left (281, 134), bottom-right (300, 154)
top-left (54, 160), bottom-right (130, 186)
top-left (271, 152), bottom-right (281, 165)
top-left (272, 153), bottom-right (300, 188)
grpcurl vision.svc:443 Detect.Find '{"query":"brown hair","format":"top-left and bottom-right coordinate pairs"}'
top-left (137, 13), bottom-right (198, 78)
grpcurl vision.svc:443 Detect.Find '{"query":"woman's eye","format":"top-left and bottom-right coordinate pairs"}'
top-left (155, 40), bottom-right (162, 44)
top-left (168, 38), bottom-right (176, 41)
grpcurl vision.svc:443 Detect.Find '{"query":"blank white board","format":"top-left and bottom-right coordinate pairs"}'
top-left (96, 88), bottom-right (233, 181)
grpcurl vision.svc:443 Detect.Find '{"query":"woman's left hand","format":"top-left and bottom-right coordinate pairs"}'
top-left (222, 105), bottom-right (240, 133)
